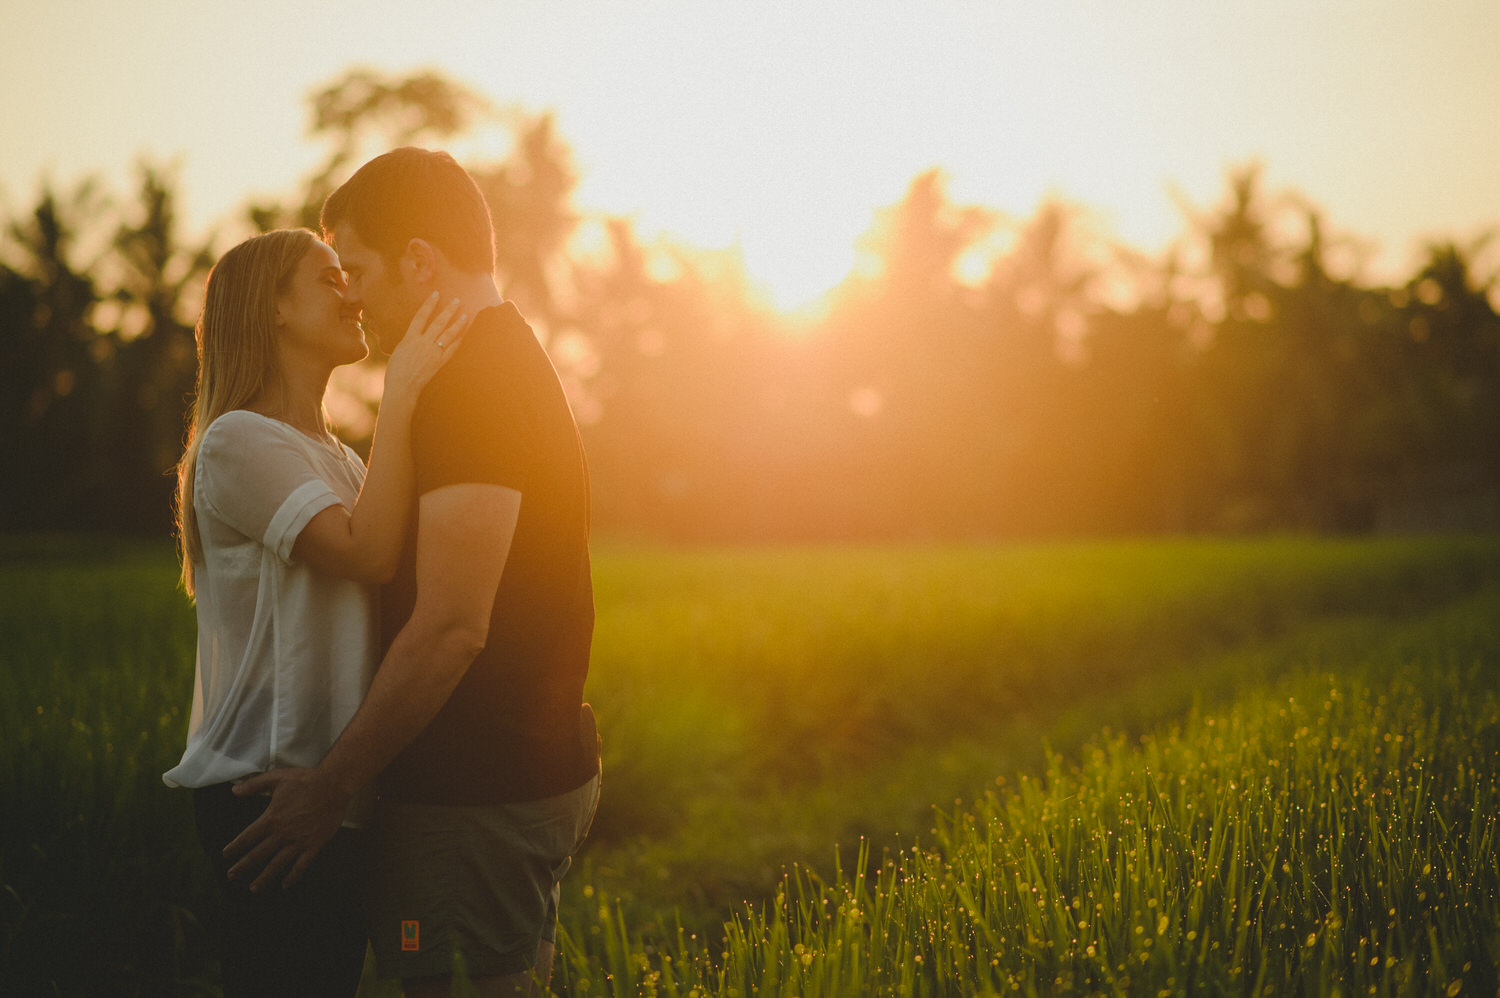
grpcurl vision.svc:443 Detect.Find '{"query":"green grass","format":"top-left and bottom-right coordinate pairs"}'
top-left (558, 587), bottom-right (1500, 996)
top-left (0, 537), bottom-right (208, 996)
top-left (3, 535), bottom-right (1499, 995)
top-left (577, 537), bottom-right (1500, 921)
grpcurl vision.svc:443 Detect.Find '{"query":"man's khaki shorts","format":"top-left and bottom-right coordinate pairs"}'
top-left (369, 772), bottom-right (601, 981)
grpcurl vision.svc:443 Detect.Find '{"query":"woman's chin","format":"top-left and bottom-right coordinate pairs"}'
top-left (335, 339), bottom-right (369, 367)
top-left (339, 326), bottom-right (370, 365)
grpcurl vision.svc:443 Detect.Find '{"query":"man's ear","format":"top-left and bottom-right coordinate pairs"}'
top-left (401, 238), bottom-right (438, 284)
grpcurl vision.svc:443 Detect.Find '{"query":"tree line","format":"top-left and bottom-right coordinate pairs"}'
top-left (4, 69), bottom-right (1498, 542)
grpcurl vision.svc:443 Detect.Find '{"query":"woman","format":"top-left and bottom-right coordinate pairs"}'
top-left (162, 228), bottom-right (468, 997)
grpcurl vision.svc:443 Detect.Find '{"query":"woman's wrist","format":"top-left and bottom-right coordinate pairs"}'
top-left (375, 389), bottom-right (418, 425)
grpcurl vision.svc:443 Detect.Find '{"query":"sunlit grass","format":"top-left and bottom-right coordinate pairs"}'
top-left (3, 535), bottom-right (1499, 995)
top-left (579, 537), bottom-right (1500, 915)
top-left (560, 585), bottom-right (1500, 997)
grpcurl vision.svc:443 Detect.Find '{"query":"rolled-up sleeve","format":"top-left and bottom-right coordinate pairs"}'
top-left (197, 412), bottom-right (345, 563)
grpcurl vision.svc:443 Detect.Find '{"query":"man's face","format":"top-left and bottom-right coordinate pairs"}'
top-left (331, 223), bottom-right (421, 355)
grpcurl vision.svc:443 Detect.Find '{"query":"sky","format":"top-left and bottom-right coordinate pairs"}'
top-left (2, 0), bottom-right (1497, 310)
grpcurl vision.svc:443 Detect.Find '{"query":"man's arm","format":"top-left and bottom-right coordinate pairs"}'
top-left (224, 483), bottom-right (521, 890)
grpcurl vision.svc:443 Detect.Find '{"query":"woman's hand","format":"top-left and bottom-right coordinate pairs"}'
top-left (292, 294), bottom-right (471, 584)
top-left (381, 292), bottom-right (471, 407)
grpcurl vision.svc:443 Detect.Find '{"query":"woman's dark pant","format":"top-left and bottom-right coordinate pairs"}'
top-left (194, 783), bottom-right (370, 998)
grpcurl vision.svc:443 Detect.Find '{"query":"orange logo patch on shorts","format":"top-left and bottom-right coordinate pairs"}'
top-left (401, 920), bottom-right (420, 951)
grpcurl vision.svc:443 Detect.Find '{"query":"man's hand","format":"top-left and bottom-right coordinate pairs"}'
top-left (223, 767), bottom-right (349, 892)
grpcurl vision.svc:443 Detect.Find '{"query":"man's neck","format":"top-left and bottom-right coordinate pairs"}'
top-left (440, 272), bottom-right (503, 317)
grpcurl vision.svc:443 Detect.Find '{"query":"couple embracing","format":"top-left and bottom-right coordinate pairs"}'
top-left (163, 148), bottom-right (601, 997)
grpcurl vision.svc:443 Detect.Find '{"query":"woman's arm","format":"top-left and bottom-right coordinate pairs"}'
top-left (291, 294), bottom-right (469, 583)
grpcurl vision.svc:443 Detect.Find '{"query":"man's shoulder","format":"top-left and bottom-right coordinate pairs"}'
top-left (484, 299), bottom-right (529, 331)
top-left (465, 299), bottom-right (527, 337)
top-left (453, 302), bottom-right (536, 368)
top-left (411, 305), bottom-right (531, 451)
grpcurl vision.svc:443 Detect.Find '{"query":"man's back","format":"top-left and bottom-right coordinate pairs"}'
top-left (379, 301), bottom-right (595, 804)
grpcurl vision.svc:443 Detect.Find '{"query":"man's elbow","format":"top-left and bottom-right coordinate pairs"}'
top-left (395, 613), bottom-right (487, 699)
top-left (425, 615), bottom-right (489, 667)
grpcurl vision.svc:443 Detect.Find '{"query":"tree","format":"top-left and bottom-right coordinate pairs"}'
top-left (1176, 165), bottom-right (1300, 529)
top-left (969, 200), bottom-right (1105, 533)
top-left (1388, 235), bottom-right (1500, 522)
top-left (0, 181), bottom-right (102, 530)
top-left (249, 68), bottom-right (497, 233)
top-left (100, 162), bottom-right (216, 531)
top-left (472, 113), bottom-right (578, 321)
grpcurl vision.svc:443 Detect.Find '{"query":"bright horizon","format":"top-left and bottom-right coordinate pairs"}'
top-left (2, 1), bottom-right (1497, 312)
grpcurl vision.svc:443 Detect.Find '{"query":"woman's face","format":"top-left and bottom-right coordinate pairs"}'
top-left (274, 240), bottom-right (368, 370)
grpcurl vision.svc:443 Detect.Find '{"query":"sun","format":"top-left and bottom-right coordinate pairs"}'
top-left (567, 187), bottom-right (869, 319)
top-left (735, 218), bottom-right (863, 316)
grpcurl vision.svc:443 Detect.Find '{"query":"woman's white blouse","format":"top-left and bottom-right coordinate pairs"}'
top-left (163, 410), bottom-right (378, 826)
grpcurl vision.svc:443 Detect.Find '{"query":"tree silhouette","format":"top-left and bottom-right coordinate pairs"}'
top-left (472, 113), bottom-right (578, 322)
top-left (1, 181), bottom-right (103, 530)
top-left (3, 75), bottom-right (1499, 541)
top-left (102, 162), bottom-right (215, 531)
top-left (249, 68), bottom-right (496, 233)
top-left (0, 166), bottom-right (213, 533)
top-left (1381, 235), bottom-right (1500, 527)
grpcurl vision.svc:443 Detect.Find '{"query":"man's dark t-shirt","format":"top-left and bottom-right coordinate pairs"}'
top-left (379, 302), bottom-right (596, 805)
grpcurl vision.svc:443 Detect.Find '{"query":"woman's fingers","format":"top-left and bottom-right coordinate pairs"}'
top-left (417, 304), bottom-right (470, 358)
top-left (388, 297), bottom-right (472, 396)
top-left (400, 292), bottom-right (476, 343)
top-left (403, 296), bottom-right (463, 355)
top-left (405, 291), bottom-right (442, 338)
top-left (427, 296), bottom-right (463, 335)
top-left (434, 309), bottom-right (471, 351)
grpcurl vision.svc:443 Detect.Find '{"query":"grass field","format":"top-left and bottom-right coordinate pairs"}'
top-left (2, 535), bottom-right (1498, 996)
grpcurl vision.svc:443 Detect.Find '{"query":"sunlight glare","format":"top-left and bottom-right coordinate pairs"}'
top-left (738, 221), bottom-right (861, 315)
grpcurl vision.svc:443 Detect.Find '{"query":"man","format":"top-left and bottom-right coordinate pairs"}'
top-left (225, 147), bottom-right (600, 997)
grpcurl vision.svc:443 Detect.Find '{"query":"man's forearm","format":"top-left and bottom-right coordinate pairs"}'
top-left (315, 614), bottom-right (485, 801)
top-left (314, 483), bottom-right (518, 803)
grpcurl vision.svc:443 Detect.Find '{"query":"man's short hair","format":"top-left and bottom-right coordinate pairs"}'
top-left (322, 147), bottom-right (496, 274)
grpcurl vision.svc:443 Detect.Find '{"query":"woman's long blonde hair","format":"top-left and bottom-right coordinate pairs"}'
top-left (175, 228), bottom-right (316, 597)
